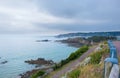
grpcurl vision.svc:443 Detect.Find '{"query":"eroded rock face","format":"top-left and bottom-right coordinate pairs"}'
top-left (25, 58), bottom-right (54, 65)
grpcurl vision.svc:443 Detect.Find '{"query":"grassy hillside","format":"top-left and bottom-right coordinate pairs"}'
top-left (67, 43), bottom-right (109, 78)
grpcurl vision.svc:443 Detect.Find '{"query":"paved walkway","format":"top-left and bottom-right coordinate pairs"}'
top-left (52, 46), bottom-right (97, 78)
top-left (113, 41), bottom-right (120, 56)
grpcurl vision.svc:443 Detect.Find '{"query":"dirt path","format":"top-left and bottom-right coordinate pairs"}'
top-left (52, 46), bottom-right (97, 78)
top-left (113, 41), bottom-right (120, 56)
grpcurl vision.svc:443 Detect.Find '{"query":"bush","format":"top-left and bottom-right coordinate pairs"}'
top-left (67, 46), bottom-right (89, 61)
top-left (53, 63), bottom-right (61, 70)
top-left (31, 70), bottom-right (45, 78)
top-left (87, 36), bottom-right (117, 42)
top-left (60, 59), bottom-right (69, 66)
top-left (100, 45), bottom-right (103, 48)
top-left (67, 52), bottom-right (78, 61)
top-left (104, 41), bottom-right (107, 44)
top-left (68, 69), bottom-right (80, 78)
top-left (90, 51), bottom-right (103, 64)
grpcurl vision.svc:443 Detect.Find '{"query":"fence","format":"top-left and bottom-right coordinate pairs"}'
top-left (104, 40), bottom-right (119, 78)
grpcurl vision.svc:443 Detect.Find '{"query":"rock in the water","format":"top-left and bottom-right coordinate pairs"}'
top-left (25, 58), bottom-right (54, 65)
top-left (1, 61), bottom-right (8, 64)
top-left (36, 39), bottom-right (50, 42)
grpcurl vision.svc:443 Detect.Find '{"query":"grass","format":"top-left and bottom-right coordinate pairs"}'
top-left (67, 43), bottom-right (109, 78)
top-left (31, 70), bottom-right (45, 78)
top-left (67, 64), bottom-right (103, 78)
top-left (90, 51), bottom-right (103, 64)
top-left (68, 69), bottom-right (80, 78)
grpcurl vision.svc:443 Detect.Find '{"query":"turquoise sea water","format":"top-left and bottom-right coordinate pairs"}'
top-left (0, 35), bottom-right (77, 78)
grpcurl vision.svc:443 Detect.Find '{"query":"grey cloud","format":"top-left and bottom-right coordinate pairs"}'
top-left (36, 22), bottom-right (120, 33)
top-left (0, 0), bottom-right (120, 34)
top-left (35, 0), bottom-right (120, 25)
top-left (34, 0), bottom-right (120, 32)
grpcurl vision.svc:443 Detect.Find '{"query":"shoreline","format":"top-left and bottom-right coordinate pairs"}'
top-left (20, 58), bottom-right (55, 78)
top-left (18, 36), bottom-right (114, 78)
top-left (20, 45), bottom-right (89, 78)
top-left (19, 37), bottom-right (92, 78)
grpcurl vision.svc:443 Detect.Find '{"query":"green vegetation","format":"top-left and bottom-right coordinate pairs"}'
top-left (68, 46), bottom-right (89, 60)
top-left (67, 64), bottom-right (103, 78)
top-left (31, 70), bottom-right (45, 78)
top-left (100, 44), bottom-right (103, 48)
top-left (67, 43), bottom-right (109, 78)
top-left (87, 36), bottom-right (117, 42)
top-left (53, 46), bottom-right (89, 70)
top-left (90, 45), bottom-right (109, 64)
top-left (68, 69), bottom-right (80, 78)
top-left (104, 41), bottom-right (108, 44)
top-left (90, 51), bottom-right (103, 64)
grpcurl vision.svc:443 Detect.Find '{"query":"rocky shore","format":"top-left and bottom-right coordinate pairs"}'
top-left (20, 67), bottom-right (53, 78)
top-left (20, 58), bottom-right (54, 78)
top-left (25, 58), bottom-right (54, 66)
top-left (56, 37), bottom-right (91, 48)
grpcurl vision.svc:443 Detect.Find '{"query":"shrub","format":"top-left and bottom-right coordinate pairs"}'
top-left (67, 46), bottom-right (89, 61)
top-left (68, 69), bottom-right (80, 78)
top-left (100, 45), bottom-right (103, 48)
top-left (31, 70), bottom-right (45, 78)
top-left (104, 41), bottom-right (107, 44)
top-left (52, 63), bottom-right (61, 70)
top-left (67, 52), bottom-right (78, 61)
top-left (60, 59), bottom-right (69, 66)
top-left (90, 51), bottom-right (103, 64)
top-left (87, 36), bottom-right (117, 42)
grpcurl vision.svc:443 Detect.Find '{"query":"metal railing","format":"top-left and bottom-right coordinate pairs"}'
top-left (104, 40), bottom-right (119, 78)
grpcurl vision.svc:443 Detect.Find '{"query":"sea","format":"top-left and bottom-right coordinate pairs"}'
top-left (0, 35), bottom-right (77, 78)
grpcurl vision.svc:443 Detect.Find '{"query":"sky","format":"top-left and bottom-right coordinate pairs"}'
top-left (0, 0), bottom-right (120, 35)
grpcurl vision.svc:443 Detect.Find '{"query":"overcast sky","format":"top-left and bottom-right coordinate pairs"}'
top-left (0, 0), bottom-right (120, 35)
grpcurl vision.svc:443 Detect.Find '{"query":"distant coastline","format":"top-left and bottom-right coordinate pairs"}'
top-left (56, 31), bottom-right (120, 38)
top-left (56, 36), bottom-right (117, 48)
